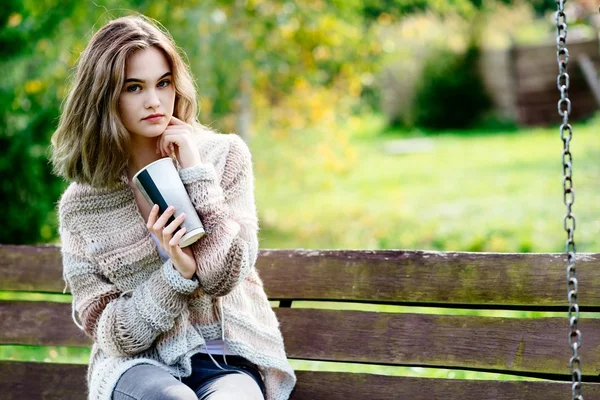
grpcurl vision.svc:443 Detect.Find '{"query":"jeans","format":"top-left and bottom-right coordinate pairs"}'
top-left (112, 353), bottom-right (266, 400)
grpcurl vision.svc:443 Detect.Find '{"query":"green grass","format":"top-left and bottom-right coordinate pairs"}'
top-left (254, 113), bottom-right (600, 253)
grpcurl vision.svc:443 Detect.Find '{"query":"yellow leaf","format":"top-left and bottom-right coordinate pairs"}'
top-left (25, 80), bottom-right (43, 94)
top-left (8, 13), bottom-right (22, 27)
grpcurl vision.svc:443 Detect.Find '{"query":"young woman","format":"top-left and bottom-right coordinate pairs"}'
top-left (51, 14), bottom-right (296, 400)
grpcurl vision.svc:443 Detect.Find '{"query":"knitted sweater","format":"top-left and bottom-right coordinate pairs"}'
top-left (58, 131), bottom-right (296, 400)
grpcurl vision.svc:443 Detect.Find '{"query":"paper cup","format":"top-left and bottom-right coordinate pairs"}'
top-left (133, 157), bottom-right (205, 247)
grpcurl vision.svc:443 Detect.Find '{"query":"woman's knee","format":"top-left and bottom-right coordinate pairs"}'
top-left (151, 383), bottom-right (198, 400)
top-left (113, 364), bottom-right (197, 400)
top-left (204, 373), bottom-right (264, 400)
top-left (114, 382), bottom-right (196, 400)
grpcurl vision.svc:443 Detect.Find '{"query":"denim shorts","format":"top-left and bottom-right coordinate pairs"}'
top-left (181, 352), bottom-right (266, 398)
top-left (112, 352), bottom-right (266, 399)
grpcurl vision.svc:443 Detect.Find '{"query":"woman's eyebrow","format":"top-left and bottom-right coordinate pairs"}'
top-left (124, 71), bottom-right (172, 84)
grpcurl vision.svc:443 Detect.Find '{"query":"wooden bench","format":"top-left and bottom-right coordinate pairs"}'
top-left (2, 245), bottom-right (600, 399)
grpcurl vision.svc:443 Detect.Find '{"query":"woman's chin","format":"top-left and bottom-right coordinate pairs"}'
top-left (132, 127), bottom-right (165, 139)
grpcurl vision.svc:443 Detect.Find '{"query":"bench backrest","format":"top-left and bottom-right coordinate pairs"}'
top-left (1, 245), bottom-right (600, 399)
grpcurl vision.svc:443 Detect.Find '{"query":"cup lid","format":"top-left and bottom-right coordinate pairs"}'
top-left (179, 228), bottom-right (206, 248)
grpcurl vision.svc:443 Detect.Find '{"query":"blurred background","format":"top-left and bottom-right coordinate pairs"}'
top-left (1, 0), bottom-right (599, 253)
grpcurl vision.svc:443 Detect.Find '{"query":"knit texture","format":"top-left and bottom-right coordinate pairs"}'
top-left (58, 131), bottom-right (296, 400)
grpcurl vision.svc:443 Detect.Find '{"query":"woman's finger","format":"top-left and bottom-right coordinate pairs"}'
top-left (161, 132), bottom-right (185, 156)
top-left (163, 212), bottom-right (186, 236)
top-left (169, 226), bottom-right (187, 247)
top-left (162, 125), bottom-right (189, 133)
top-left (160, 134), bottom-right (167, 157)
top-left (152, 205), bottom-right (175, 232)
top-left (146, 204), bottom-right (159, 230)
top-left (168, 116), bottom-right (186, 126)
top-left (161, 133), bottom-right (172, 155)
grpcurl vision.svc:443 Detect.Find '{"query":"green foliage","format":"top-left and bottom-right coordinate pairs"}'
top-left (361, 0), bottom-right (555, 20)
top-left (0, 0), bottom-right (379, 244)
top-left (412, 43), bottom-right (492, 130)
top-left (0, 0), bottom-right (79, 244)
top-left (0, 0), bottom-right (572, 244)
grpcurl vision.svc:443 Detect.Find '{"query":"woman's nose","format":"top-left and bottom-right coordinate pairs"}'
top-left (144, 89), bottom-right (160, 109)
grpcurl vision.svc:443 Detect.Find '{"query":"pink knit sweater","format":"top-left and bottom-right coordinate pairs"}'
top-left (58, 131), bottom-right (296, 400)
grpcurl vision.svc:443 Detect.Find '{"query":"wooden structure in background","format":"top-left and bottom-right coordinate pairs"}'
top-left (480, 36), bottom-right (600, 126)
top-left (2, 245), bottom-right (600, 399)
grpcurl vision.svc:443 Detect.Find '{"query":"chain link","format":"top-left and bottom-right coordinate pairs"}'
top-left (556, 1), bottom-right (582, 399)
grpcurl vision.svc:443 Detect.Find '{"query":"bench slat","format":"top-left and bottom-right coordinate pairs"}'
top-left (3, 301), bottom-right (599, 377)
top-left (258, 250), bottom-right (600, 307)
top-left (0, 301), bottom-right (89, 347)
top-left (0, 361), bottom-right (86, 399)
top-left (1, 361), bottom-right (599, 400)
top-left (278, 308), bottom-right (600, 378)
top-left (2, 245), bottom-right (600, 307)
top-left (291, 371), bottom-right (600, 400)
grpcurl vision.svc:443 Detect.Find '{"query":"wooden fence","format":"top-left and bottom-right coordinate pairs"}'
top-left (480, 36), bottom-right (600, 126)
top-left (380, 35), bottom-right (600, 127)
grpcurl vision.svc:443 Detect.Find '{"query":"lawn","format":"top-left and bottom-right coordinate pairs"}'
top-left (254, 113), bottom-right (600, 254)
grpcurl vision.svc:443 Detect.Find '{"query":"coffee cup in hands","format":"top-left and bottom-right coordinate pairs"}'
top-left (146, 203), bottom-right (196, 279)
top-left (133, 157), bottom-right (205, 247)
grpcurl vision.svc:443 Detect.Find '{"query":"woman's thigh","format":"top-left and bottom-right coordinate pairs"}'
top-left (112, 364), bottom-right (197, 400)
top-left (196, 372), bottom-right (264, 400)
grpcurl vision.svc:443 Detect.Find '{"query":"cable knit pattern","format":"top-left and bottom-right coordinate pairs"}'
top-left (58, 131), bottom-right (296, 400)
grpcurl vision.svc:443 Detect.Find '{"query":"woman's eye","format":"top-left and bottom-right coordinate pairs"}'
top-left (126, 84), bottom-right (141, 92)
top-left (158, 80), bottom-right (171, 88)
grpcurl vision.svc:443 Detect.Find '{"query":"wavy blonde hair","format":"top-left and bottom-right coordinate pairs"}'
top-left (51, 14), bottom-right (203, 189)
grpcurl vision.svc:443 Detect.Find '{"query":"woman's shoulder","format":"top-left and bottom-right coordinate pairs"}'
top-left (58, 180), bottom-right (128, 226)
top-left (193, 127), bottom-right (252, 167)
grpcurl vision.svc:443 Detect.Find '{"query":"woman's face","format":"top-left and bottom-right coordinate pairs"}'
top-left (118, 46), bottom-right (175, 142)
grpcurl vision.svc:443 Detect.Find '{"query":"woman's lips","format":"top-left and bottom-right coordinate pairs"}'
top-left (143, 115), bottom-right (164, 123)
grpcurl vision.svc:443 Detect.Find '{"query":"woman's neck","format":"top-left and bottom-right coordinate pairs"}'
top-left (126, 136), bottom-right (162, 182)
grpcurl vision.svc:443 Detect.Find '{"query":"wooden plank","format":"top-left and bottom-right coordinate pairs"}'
top-left (0, 301), bottom-right (90, 347)
top-left (515, 75), bottom-right (593, 93)
top-left (257, 250), bottom-right (600, 307)
top-left (3, 246), bottom-right (600, 308)
top-left (0, 245), bottom-right (65, 293)
top-left (508, 37), bottom-right (599, 126)
top-left (1, 361), bottom-right (600, 400)
top-left (577, 54), bottom-right (600, 108)
top-left (277, 308), bottom-right (600, 377)
top-left (291, 371), bottom-right (600, 400)
top-left (516, 102), bottom-right (598, 126)
top-left (515, 57), bottom-right (600, 77)
top-left (3, 302), bottom-right (600, 377)
top-left (513, 38), bottom-right (599, 63)
top-left (0, 361), bottom-right (87, 400)
top-left (516, 88), bottom-right (596, 104)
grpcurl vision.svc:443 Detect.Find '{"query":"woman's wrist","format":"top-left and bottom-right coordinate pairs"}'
top-left (173, 265), bottom-right (195, 280)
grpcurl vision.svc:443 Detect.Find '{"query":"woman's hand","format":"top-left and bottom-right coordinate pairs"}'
top-left (157, 116), bottom-right (202, 169)
top-left (147, 204), bottom-right (197, 280)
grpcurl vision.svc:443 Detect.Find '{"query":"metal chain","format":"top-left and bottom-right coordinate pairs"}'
top-left (556, 1), bottom-right (581, 399)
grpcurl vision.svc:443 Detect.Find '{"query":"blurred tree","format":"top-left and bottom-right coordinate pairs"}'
top-left (2, 0), bottom-right (555, 244)
top-left (360, 0), bottom-right (555, 20)
top-left (1, 0), bottom-right (79, 244)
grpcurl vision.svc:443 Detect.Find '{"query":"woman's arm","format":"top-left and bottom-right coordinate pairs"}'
top-left (60, 224), bottom-right (198, 357)
top-left (179, 134), bottom-right (259, 297)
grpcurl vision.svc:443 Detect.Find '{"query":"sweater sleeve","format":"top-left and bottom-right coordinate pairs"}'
top-left (178, 134), bottom-right (259, 297)
top-left (60, 223), bottom-right (199, 357)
